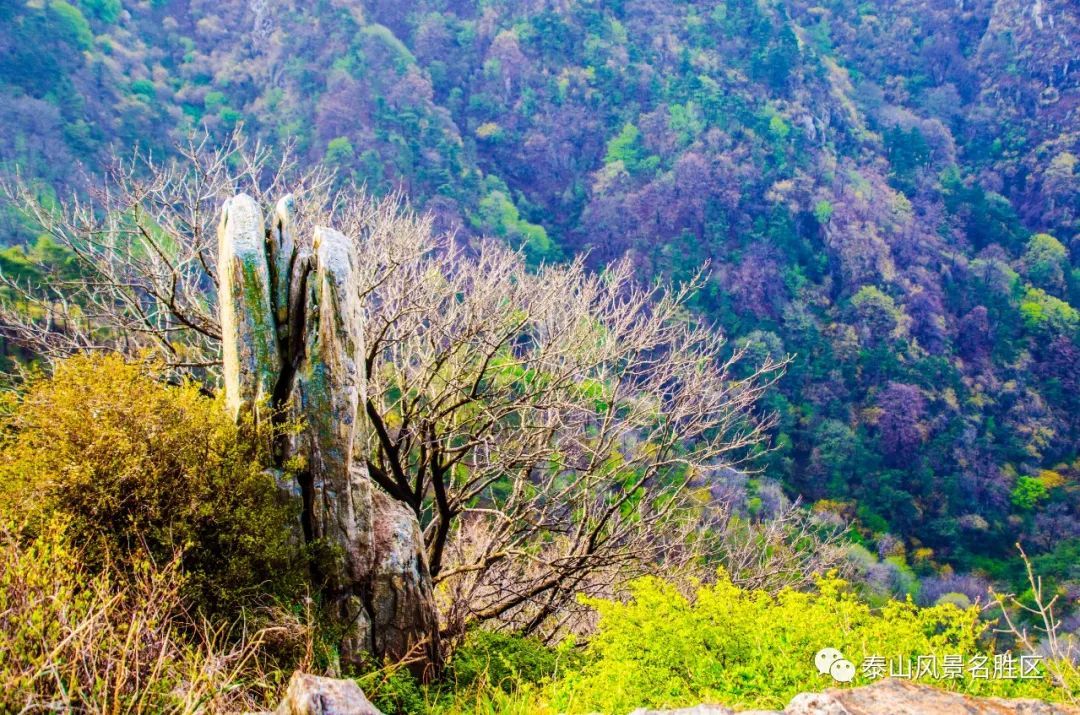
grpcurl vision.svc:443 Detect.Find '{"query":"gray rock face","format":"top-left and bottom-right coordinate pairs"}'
top-left (218, 196), bottom-right (440, 676)
top-left (369, 489), bottom-right (440, 671)
top-left (217, 193), bottom-right (282, 420)
top-left (290, 227), bottom-right (381, 667)
top-left (268, 195), bottom-right (297, 336)
top-left (275, 672), bottom-right (383, 715)
top-left (783, 679), bottom-right (1079, 715)
top-left (293, 226), bottom-right (374, 590)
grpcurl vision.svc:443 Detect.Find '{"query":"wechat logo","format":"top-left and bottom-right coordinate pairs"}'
top-left (815, 647), bottom-right (856, 683)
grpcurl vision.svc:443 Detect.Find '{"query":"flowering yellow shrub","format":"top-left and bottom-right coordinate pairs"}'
top-left (0, 353), bottom-right (303, 614)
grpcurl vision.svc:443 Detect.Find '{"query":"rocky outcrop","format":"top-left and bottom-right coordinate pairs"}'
top-left (783, 679), bottom-right (1079, 715)
top-left (368, 488), bottom-right (440, 668)
top-left (630, 679), bottom-right (1080, 715)
top-left (217, 194), bottom-right (282, 420)
top-left (291, 225), bottom-right (379, 664)
top-left (275, 672), bottom-right (383, 715)
top-left (292, 226), bottom-right (375, 590)
top-left (218, 194), bottom-right (440, 677)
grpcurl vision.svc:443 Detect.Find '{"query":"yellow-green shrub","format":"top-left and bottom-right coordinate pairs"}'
top-left (353, 569), bottom-right (1077, 715)
top-left (0, 353), bottom-right (303, 614)
top-left (553, 572), bottom-right (1068, 713)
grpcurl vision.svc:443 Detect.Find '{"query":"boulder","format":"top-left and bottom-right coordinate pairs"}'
top-left (632, 679), bottom-right (1080, 714)
top-left (275, 672), bottom-right (383, 715)
top-left (629, 706), bottom-right (742, 714)
top-left (783, 679), bottom-right (1079, 715)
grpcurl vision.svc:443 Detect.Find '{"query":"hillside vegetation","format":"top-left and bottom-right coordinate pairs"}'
top-left (1, 355), bottom-right (1075, 711)
top-left (0, 1), bottom-right (1077, 710)
top-left (2, 0), bottom-right (1077, 585)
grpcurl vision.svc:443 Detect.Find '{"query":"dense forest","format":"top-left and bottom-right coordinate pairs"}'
top-left (1, 0), bottom-right (1079, 711)
top-left (4, 0), bottom-right (1076, 587)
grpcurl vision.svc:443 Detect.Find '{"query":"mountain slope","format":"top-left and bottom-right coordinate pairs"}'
top-left (1, 0), bottom-right (1078, 584)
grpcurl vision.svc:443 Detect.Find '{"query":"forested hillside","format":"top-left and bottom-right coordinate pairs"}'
top-left (1, 0), bottom-right (1078, 586)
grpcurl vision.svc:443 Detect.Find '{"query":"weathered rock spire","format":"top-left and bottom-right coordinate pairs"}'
top-left (217, 193), bottom-right (440, 678)
top-left (218, 194), bottom-right (281, 420)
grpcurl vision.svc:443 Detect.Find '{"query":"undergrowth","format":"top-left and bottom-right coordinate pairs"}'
top-left (0, 354), bottom-right (1074, 714)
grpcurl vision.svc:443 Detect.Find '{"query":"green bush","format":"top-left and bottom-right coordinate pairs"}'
top-left (448, 630), bottom-right (564, 692)
top-left (359, 665), bottom-right (427, 715)
top-left (1011, 475), bottom-right (1049, 510)
top-left (356, 630), bottom-right (567, 714)
top-left (48, 0), bottom-right (93, 50)
top-left (813, 199), bottom-right (834, 224)
top-left (1021, 233), bottom-right (1068, 291)
top-left (83, 0), bottom-right (121, 23)
top-left (0, 354), bottom-right (304, 615)
top-left (1020, 287), bottom-right (1079, 336)
top-left (326, 135), bottom-right (356, 166)
top-left (552, 571), bottom-right (1066, 713)
top-left (471, 188), bottom-right (558, 265)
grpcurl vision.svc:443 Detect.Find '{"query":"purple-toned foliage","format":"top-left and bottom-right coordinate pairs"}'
top-left (917, 573), bottom-right (993, 607)
top-left (876, 382), bottom-right (927, 461)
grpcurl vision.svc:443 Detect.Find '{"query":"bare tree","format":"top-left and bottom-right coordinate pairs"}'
top-left (1, 138), bottom-right (800, 644)
top-left (0, 130), bottom-right (330, 374)
top-left (339, 222), bottom-right (790, 637)
top-left (705, 499), bottom-right (850, 595)
top-left (993, 545), bottom-right (1079, 701)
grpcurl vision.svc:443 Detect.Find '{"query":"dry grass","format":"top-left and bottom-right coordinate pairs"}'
top-left (0, 520), bottom-right (305, 714)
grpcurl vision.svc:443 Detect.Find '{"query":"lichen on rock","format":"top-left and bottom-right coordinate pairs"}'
top-left (267, 194), bottom-right (298, 344)
top-left (217, 193), bottom-right (282, 420)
